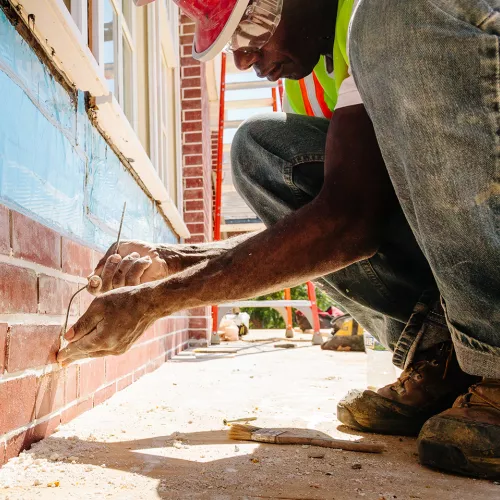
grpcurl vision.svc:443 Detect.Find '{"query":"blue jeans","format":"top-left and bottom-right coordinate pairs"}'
top-left (349, 0), bottom-right (500, 378)
top-left (232, 113), bottom-right (451, 371)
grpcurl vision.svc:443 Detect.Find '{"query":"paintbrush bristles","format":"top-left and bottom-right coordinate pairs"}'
top-left (228, 423), bottom-right (262, 441)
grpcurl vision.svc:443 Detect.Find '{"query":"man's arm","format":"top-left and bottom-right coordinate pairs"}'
top-left (87, 232), bottom-right (258, 294)
top-left (58, 105), bottom-right (397, 364)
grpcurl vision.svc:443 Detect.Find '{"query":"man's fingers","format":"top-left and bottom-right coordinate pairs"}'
top-left (125, 256), bottom-right (152, 286)
top-left (112, 252), bottom-right (140, 289)
top-left (100, 254), bottom-right (122, 292)
top-left (58, 327), bottom-right (107, 365)
top-left (64, 304), bottom-right (103, 342)
top-left (86, 275), bottom-right (102, 296)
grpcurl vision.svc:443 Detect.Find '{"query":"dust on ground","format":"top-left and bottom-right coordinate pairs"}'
top-left (0, 330), bottom-right (497, 500)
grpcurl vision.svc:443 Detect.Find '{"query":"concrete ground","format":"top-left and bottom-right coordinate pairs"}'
top-left (0, 330), bottom-right (498, 500)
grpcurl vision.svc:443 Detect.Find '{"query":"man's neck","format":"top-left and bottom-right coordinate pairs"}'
top-left (317, 0), bottom-right (339, 57)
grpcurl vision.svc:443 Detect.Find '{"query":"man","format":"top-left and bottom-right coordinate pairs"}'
top-left (58, 0), bottom-right (500, 479)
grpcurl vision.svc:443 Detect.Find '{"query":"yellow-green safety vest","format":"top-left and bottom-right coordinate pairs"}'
top-left (284, 0), bottom-right (353, 118)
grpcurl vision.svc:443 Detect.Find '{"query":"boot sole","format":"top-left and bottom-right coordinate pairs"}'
top-left (337, 392), bottom-right (428, 436)
top-left (418, 416), bottom-right (500, 479)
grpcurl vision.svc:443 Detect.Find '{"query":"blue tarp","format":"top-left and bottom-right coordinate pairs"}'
top-left (0, 9), bottom-right (177, 249)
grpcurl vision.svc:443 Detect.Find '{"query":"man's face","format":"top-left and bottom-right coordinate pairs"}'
top-left (232, 15), bottom-right (321, 81)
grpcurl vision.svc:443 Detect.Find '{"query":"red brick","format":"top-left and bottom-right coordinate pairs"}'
top-left (0, 263), bottom-right (37, 313)
top-left (64, 364), bottom-right (79, 404)
top-left (184, 131), bottom-right (203, 144)
top-left (79, 358), bottom-right (105, 398)
top-left (185, 177), bottom-right (204, 189)
top-left (182, 65), bottom-right (201, 78)
top-left (183, 110), bottom-right (202, 122)
top-left (186, 223), bottom-right (205, 234)
top-left (117, 374), bottom-right (133, 391)
top-left (28, 415), bottom-right (60, 444)
top-left (182, 121), bottom-right (202, 134)
top-left (184, 154), bottom-right (203, 166)
top-left (181, 23), bottom-right (195, 35)
top-left (184, 212), bottom-right (205, 224)
top-left (186, 235), bottom-right (206, 244)
top-left (189, 329), bottom-right (209, 341)
top-left (6, 325), bottom-right (60, 372)
top-left (185, 200), bottom-right (204, 212)
top-left (134, 367), bottom-right (146, 381)
top-left (11, 211), bottom-right (61, 269)
top-left (0, 376), bottom-right (37, 434)
top-left (61, 238), bottom-right (93, 277)
top-left (0, 205), bottom-right (10, 255)
top-left (183, 168), bottom-right (204, 180)
top-left (38, 275), bottom-right (79, 315)
top-left (183, 88), bottom-right (202, 100)
top-left (5, 431), bottom-right (32, 462)
top-left (181, 76), bottom-right (201, 88)
top-left (61, 397), bottom-right (93, 424)
top-left (189, 307), bottom-right (209, 317)
top-left (0, 323), bottom-right (7, 375)
top-left (36, 370), bottom-right (65, 419)
top-left (184, 188), bottom-right (204, 200)
top-left (94, 383), bottom-right (116, 406)
top-left (181, 99), bottom-right (202, 110)
top-left (180, 56), bottom-right (197, 68)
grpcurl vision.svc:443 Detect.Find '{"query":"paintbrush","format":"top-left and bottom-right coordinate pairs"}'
top-left (228, 424), bottom-right (385, 454)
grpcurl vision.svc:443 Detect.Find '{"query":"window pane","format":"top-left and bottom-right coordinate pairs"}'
top-left (123, 36), bottom-right (133, 123)
top-left (123, 0), bottom-right (133, 31)
top-left (63, 0), bottom-right (71, 11)
top-left (103, 0), bottom-right (118, 96)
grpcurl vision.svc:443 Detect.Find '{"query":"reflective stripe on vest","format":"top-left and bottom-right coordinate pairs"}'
top-left (284, 0), bottom-right (353, 118)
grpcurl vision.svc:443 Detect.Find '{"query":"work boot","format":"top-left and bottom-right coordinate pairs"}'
top-left (418, 379), bottom-right (500, 479)
top-left (337, 342), bottom-right (480, 436)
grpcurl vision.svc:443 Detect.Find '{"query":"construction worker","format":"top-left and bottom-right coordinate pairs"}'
top-left (59, 0), bottom-right (500, 479)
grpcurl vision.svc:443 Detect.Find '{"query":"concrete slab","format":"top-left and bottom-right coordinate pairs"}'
top-left (0, 330), bottom-right (497, 499)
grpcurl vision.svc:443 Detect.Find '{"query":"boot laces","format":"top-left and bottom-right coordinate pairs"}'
top-left (459, 380), bottom-right (500, 412)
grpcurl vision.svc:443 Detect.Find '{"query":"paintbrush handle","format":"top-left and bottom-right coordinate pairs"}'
top-left (275, 435), bottom-right (385, 454)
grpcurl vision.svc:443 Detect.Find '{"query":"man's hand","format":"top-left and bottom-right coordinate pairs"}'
top-left (88, 241), bottom-right (168, 295)
top-left (57, 284), bottom-right (160, 365)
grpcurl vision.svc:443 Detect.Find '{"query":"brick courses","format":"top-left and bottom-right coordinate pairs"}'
top-left (0, 205), bottom-right (190, 464)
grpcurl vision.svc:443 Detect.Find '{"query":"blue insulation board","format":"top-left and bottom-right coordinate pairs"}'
top-left (0, 9), bottom-right (178, 250)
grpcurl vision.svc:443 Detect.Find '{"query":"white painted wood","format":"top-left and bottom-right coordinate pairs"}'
top-left (14, 0), bottom-right (108, 95)
top-left (220, 223), bottom-right (266, 233)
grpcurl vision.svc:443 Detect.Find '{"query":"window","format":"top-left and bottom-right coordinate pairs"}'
top-left (159, 51), bottom-right (178, 203)
top-left (62, 0), bottom-right (89, 45)
top-left (102, 0), bottom-right (137, 127)
top-left (148, 0), bottom-right (182, 207)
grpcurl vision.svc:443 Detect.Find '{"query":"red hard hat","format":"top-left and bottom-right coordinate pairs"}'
top-left (134, 0), bottom-right (251, 62)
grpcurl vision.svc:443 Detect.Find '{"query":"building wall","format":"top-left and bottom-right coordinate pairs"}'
top-left (179, 14), bottom-right (213, 343)
top-left (0, 204), bottom-right (190, 464)
top-left (0, 3), bottom-right (203, 462)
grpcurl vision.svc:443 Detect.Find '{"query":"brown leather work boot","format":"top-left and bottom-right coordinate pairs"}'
top-left (418, 379), bottom-right (500, 479)
top-left (337, 342), bottom-right (480, 436)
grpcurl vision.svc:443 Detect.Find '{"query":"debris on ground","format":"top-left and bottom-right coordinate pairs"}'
top-left (0, 329), bottom-right (494, 500)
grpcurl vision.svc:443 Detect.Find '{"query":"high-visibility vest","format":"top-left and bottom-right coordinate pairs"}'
top-left (284, 0), bottom-right (353, 118)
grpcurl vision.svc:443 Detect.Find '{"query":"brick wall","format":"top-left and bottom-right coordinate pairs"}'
top-left (0, 205), bottom-right (190, 464)
top-left (179, 14), bottom-right (213, 343)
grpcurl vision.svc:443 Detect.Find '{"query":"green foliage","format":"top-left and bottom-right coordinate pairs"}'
top-left (241, 284), bottom-right (335, 329)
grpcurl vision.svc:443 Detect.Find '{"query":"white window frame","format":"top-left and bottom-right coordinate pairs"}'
top-left (62, 0), bottom-right (88, 45)
top-left (95, 0), bottom-right (138, 130)
top-left (148, 0), bottom-right (183, 209)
